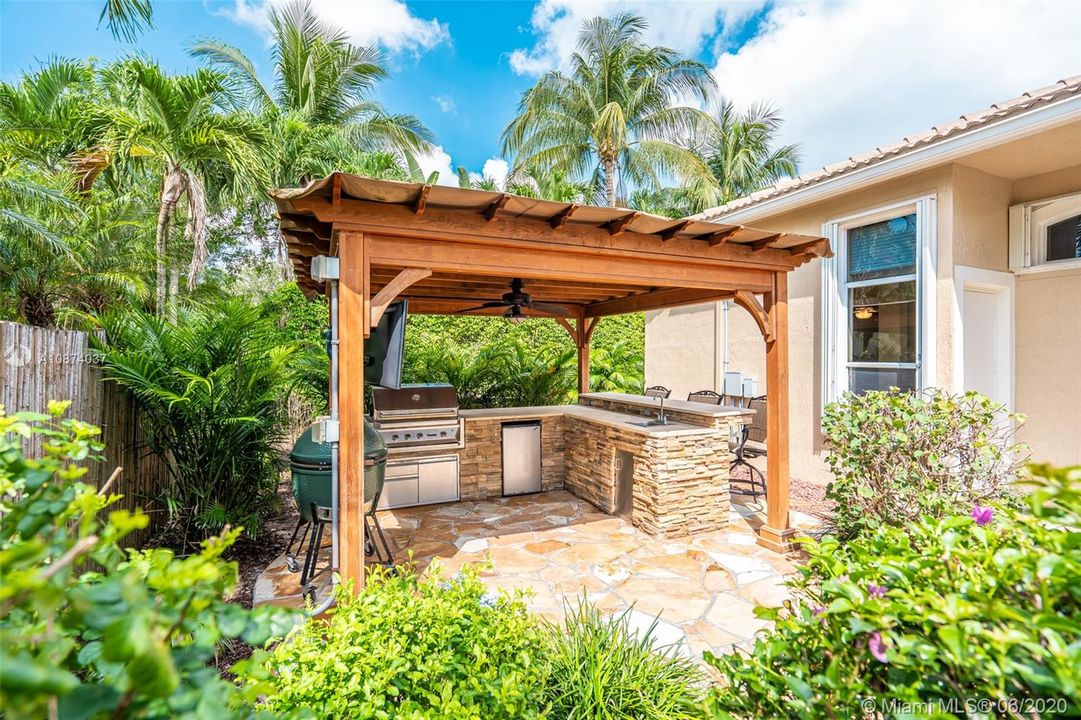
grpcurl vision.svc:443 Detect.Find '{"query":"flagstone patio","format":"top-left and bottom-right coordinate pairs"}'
top-left (254, 490), bottom-right (824, 658)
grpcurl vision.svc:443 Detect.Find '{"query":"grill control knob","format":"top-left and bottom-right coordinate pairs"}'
top-left (391, 434), bottom-right (399, 441)
top-left (439, 431), bottom-right (447, 437)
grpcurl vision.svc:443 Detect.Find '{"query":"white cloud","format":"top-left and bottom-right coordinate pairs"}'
top-left (432, 94), bottom-right (457, 113)
top-left (509, 0), bottom-right (763, 75)
top-left (414, 145), bottom-right (458, 186)
top-left (226, 0), bottom-right (449, 55)
top-left (481, 158), bottom-right (510, 187)
top-left (712, 1), bottom-right (1081, 171)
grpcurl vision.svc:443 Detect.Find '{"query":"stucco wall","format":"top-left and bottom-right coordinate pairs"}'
top-left (646, 158), bottom-right (1081, 483)
top-left (952, 165), bottom-right (1012, 272)
top-left (1008, 166), bottom-right (1081, 466)
top-left (1014, 267), bottom-right (1081, 465)
top-left (644, 303), bottom-right (719, 400)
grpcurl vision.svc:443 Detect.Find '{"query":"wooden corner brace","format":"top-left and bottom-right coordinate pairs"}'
top-left (734, 289), bottom-right (773, 343)
top-left (370, 268), bottom-right (432, 328)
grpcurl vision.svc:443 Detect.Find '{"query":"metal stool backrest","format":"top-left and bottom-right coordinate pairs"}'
top-left (644, 385), bottom-right (671, 399)
top-left (746, 395), bottom-right (767, 444)
top-left (687, 389), bottom-right (722, 405)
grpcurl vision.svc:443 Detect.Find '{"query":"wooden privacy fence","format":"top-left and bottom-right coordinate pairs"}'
top-left (1, 321), bottom-right (169, 545)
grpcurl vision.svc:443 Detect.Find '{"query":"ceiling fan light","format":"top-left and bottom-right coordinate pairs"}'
top-left (504, 305), bottom-right (528, 324)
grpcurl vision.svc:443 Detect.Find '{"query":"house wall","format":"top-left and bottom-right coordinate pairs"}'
top-left (1009, 165), bottom-right (1081, 466)
top-left (648, 165), bottom-right (957, 483)
top-left (647, 158), bottom-right (1081, 483)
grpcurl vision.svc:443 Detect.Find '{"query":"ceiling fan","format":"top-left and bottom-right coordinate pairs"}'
top-left (455, 278), bottom-right (572, 322)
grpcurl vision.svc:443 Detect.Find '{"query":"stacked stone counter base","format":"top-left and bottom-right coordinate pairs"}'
top-left (451, 395), bottom-right (748, 539)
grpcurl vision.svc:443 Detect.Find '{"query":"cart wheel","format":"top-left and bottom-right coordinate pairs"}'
top-left (302, 584), bottom-right (316, 603)
top-left (364, 540), bottom-right (375, 557)
top-left (286, 556), bottom-right (300, 573)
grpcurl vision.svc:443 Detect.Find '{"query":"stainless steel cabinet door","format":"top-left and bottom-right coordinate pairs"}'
top-left (418, 456), bottom-right (460, 505)
top-left (378, 476), bottom-right (419, 510)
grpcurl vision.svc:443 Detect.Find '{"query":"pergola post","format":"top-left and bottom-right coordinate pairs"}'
top-left (337, 232), bottom-right (368, 590)
top-left (757, 271), bottom-right (796, 552)
top-left (576, 310), bottom-right (590, 394)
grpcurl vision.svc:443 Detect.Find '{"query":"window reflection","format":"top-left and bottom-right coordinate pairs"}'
top-left (849, 281), bottom-right (917, 362)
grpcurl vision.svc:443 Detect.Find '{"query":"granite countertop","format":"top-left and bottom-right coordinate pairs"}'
top-left (460, 404), bottom-right (718, 437)
top-left (579, 391), bottom-right (752, 418)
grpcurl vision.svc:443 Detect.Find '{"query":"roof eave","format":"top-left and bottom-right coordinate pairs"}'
top-left (703, 91), bottom-right (1081, 226)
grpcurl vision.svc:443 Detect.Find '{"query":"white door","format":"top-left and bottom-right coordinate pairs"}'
top-left (962, 288), bottom-right (999, 402)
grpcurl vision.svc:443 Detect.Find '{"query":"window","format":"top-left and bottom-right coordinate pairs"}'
top-left (1009, 192), bottom-right (1081, 270)
top-left (822, 198), bottom-right (936, 404)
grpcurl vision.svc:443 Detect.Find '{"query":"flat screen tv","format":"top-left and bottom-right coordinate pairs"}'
top-left (365, 300), bottom-right (407, 388)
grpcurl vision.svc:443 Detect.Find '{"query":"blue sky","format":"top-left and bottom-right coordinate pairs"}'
top-left (3, 0), bottom-right (1079, 187)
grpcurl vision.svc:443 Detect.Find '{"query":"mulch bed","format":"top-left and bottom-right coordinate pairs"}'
top-left (729, 462), bottom-right (836, 520)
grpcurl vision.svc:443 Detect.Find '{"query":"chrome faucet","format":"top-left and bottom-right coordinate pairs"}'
top-left (656, 394), bottom-right (668, 425)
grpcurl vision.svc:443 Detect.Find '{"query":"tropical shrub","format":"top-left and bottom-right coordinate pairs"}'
top-left (703, 465), bottom-right (1081, 719)
top-left (822, 388), bottom-right (1024, 539)
top-left (245, 563), bottom-right (548, 719)
top-left (589, 340), bottom-right (645, 394)
top-left (544, 599), bottom-right (705, 719)
top-left (92, 297), bottom-right (303, 545)
top-left (0, 403), bottom-right (296, 720)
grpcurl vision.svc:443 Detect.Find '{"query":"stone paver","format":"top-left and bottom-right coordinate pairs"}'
top-left (254, 490), bottom-right (822, 658)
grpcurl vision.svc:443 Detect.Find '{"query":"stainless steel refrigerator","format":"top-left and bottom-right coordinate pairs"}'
top-left (502, 421), bottom-right (542, 495)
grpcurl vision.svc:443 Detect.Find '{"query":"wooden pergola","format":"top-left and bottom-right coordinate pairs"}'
top-left (274, 172), bottom-right (831, 588)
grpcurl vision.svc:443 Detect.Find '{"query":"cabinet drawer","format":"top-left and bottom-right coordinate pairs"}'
top-left (378, 476), bottom-right (419, 510)
top-left (418, 456), bottom-right (460, 505)
top-left (385, 460), bottom-right (419, 479)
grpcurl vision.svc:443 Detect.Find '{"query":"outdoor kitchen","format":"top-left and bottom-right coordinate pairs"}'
top-left (370, 386), bottom-right (750, 538)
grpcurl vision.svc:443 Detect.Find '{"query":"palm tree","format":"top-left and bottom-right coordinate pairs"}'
top-left (104, 58), bottom-right (268, 311)
top-left (501, 14), bottom-right (716, 207)
top-left (99, 0), bottom-right (153, 41)
top-left (694, 99), bottom-right (800, 206)
top-left (628, 186), bottom-right (699, 218)
top-left (0, 58), bottom-right (106, 182)
top-left (190, 0), bottom-right (432, 188)
top-left (506, 167), bottom-right (591, 203)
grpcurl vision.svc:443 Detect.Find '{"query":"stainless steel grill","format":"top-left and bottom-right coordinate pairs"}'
top-left (370, 384), bottom-right (462, 450)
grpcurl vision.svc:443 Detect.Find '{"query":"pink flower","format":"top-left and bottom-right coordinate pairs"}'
top-left (867, 583), bottom-right (887, 599)
top-left (868, 631), bottom-right (888, 663)
top-left (972, 505), bottom-right (994, 526)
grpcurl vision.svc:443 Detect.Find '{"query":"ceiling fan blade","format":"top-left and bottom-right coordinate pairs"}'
top-left (528, 301), bottom-right (574, 317)
top-left (455, 301), bottom-right (507, 314)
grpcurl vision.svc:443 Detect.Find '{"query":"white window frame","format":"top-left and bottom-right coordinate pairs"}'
top-left (1010, 191), bottom-right (1081, 273)
top-left (821, 195), bottom-right (937, 406)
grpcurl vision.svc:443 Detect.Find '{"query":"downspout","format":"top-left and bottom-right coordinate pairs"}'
top-left (309, 278), bottom-right (340, 616)
top-left (714, 300), bottom-right (730, 392)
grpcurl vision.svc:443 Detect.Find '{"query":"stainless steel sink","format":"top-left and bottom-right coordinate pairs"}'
top-left (628, 418), bottom-right (669, 427)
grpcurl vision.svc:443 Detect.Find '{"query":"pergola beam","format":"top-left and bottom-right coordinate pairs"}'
top-left (604, 211), bottom-right (639, 236)
top-left (750, 233), bottom-right (786, 252)
top-left (585, 287), bottom-right (737, 318)
top-left (659, 220), bottom-right (692, 241)
top-left (413, 184), bottom-right (432, 215)
top-left (285, 197), bottom-right (812, 272)
top-left (484, 193), bottom-right (510, 222)
top-left (703, 226), bottom-right (742, 247)
top-left (365, 235), bottom-right (776, 293)
top-left (549, 203), bottom-right (579, 229)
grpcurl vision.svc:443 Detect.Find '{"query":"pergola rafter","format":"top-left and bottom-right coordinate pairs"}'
top-left (273, 173), bottom-right (832, 589)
